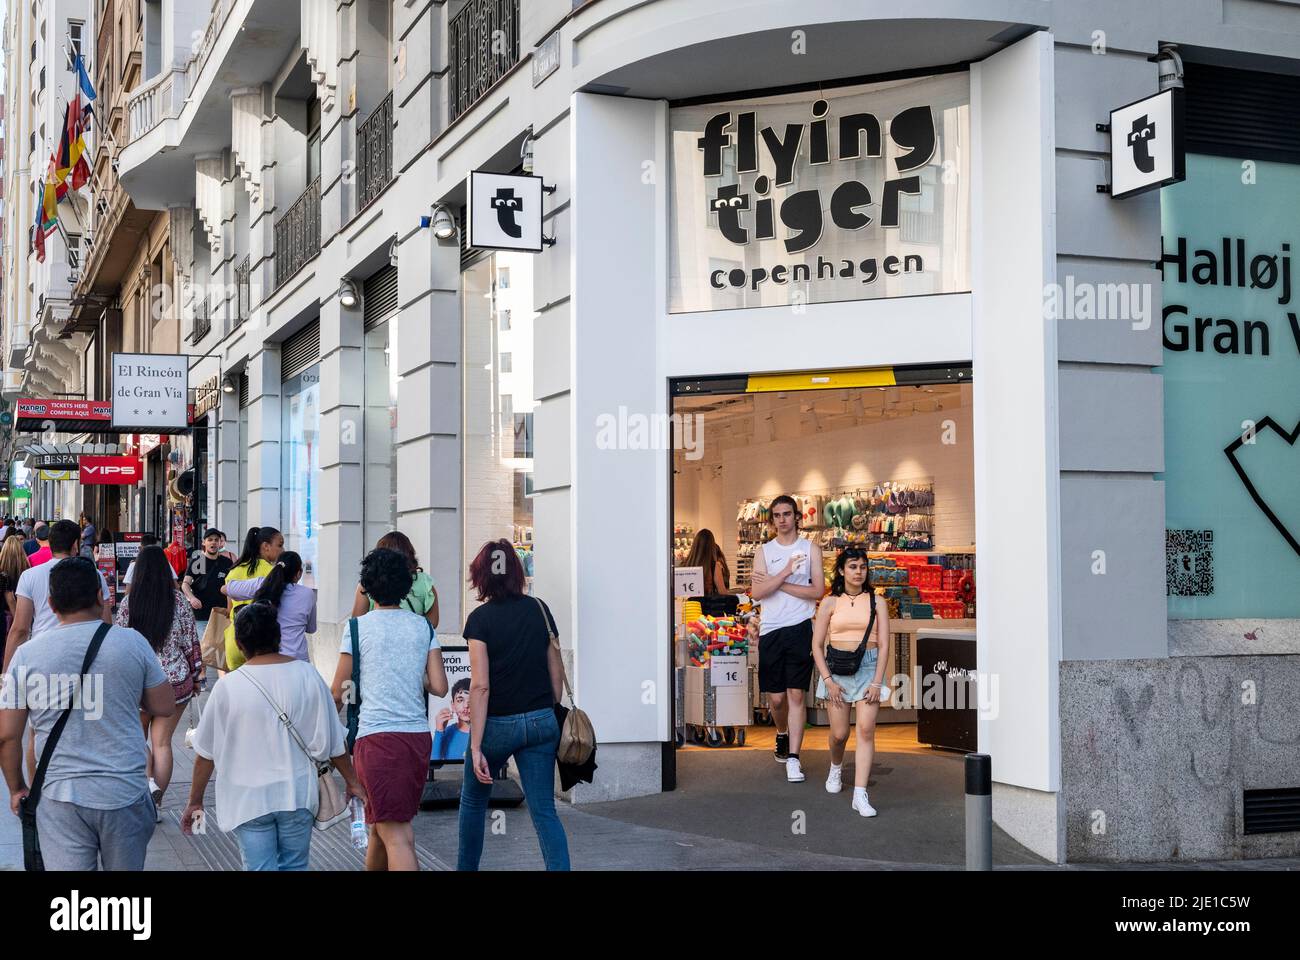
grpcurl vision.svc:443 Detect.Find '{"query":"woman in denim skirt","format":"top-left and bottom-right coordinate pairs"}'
top-left (810, 547), bottom-right (892, 817)
top-left (457, 539), bottom-right (570, 871)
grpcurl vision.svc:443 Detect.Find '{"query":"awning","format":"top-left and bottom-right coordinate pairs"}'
top-left (14, 398), bottom-right (193, 435)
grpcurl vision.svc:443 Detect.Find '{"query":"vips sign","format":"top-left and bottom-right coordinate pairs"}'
top-left (466, 171), bottom-right (544, 252)
top-left (669, 71), bottom-right (970, 313)
top-left (79, 456), bottom-right (144, 485)
top-left (111, 353), bottom-right (189, 431)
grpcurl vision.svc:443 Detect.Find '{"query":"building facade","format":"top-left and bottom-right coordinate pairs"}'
top-left (0, 0), bottom-right (1293, 864)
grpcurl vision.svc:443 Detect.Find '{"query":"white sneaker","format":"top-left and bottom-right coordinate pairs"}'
top-left (786, 757), bottom-right (806, 782)
top-left (852, 793), bottom-right (878, 818)
top-left (825, 765), bottom-right (843, 793)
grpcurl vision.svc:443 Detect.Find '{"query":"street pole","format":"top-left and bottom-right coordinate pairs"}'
top-left (965, 752), bottom-right (992, 871)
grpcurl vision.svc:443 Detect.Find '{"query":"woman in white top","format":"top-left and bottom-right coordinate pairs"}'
top-left (183, 602), bottom-right (365, 870)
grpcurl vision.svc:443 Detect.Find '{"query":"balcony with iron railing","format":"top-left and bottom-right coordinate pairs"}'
top-left (234, 255), bottom-right (251, 326)
top-left (188, 295), bottom-right (211, 343)
top-left (273, 177), bottom-right (320, 291)
top-left (356, 91), bottom-right (393, 210)
top-left (448, 0), bottom-right (520, 124)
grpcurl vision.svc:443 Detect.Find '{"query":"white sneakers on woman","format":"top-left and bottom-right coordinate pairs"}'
top-left (851, 787), bottom-right (878, 817)
top-left (825, 764), bottom-right (843, 793)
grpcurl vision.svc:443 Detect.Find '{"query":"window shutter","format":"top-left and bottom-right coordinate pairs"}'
top-left (281, 320), bottom-right (321, 380)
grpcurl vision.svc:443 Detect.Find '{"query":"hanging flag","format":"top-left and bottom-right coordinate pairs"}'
top-left (44, 155), bottom-right (63, 223)
top-left (74, 53), bottom-right (96, 119)
top-left (62, 95), bottom-right (91, 190)
top-left (32, 181), bottom-right (47, 262)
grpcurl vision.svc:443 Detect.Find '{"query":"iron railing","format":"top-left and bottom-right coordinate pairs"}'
top-left (357, 91), bottom-right (393, 209)
top-left (448, 0), bottom-right (519, 123)
top-left (234, 255), bottom-right (251, 326)
top-left (190, 296), bottom-right (211, 343)
top-left (273, 177), bottom-right (320, 291)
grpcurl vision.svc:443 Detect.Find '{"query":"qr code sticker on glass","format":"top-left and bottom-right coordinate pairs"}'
top-left (1167, 529), bottom-right (1213, 597)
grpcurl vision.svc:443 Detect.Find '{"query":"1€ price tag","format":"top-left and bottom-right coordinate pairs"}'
top-left (674, 566), bottom-right (704, 598)
top-left (710, 655), bottom-right (745, 687)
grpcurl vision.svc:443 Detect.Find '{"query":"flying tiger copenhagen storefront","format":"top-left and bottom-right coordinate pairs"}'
top-left (569, 31), bottom-right (1060, 857)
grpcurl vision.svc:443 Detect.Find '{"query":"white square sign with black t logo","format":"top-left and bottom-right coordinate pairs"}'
top-left (1109, 88), bottom-right (1185, 199)
top-left (467, 171), bottom-right (544, 252)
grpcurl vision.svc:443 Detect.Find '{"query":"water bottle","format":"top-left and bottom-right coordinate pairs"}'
top-left (349, 797), bottom-right (367, 851)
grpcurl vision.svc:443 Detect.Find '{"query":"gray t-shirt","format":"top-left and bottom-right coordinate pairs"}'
top-left (339, 609), bottom-right (438, 741)
top-left (2, 621), bottom-right (168, 809)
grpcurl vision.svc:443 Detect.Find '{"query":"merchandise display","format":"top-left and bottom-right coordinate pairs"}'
top-left (684, 615), bottom-right (749, 665)
top-left (672, 523), bottom-right (695, 565)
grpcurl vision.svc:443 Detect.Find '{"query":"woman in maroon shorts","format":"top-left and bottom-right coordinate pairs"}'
top-left (332, 548), bottom-right (448, 870)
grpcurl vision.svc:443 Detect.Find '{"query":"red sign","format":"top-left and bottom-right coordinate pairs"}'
top-left (79, 455), bottom-right (144, 485)
top-left (15, 398), bottom-right (196, 434)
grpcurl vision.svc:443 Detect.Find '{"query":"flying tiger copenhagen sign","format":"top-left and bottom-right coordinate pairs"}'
top-left (669, 71), bottom-right (971, 313)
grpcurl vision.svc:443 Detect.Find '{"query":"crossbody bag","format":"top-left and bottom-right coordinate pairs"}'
top-left (825, 594), bottom-right (878, 676)
top-left (21, 622), bottom-right (111, 871)
top-left (239, 667), bottom-right (349, 831)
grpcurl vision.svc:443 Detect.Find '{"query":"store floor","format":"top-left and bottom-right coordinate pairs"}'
top-left (580, 722), bottom-right (1049, 866)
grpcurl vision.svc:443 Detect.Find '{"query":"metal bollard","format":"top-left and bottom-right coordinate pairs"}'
top-left (965, 753), bottom-right (992, 871)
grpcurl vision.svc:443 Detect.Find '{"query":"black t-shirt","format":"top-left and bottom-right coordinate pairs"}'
top-left (186, 554), bottom-right (234, 620)
top-left (463, 595), bottom-right (558, 717)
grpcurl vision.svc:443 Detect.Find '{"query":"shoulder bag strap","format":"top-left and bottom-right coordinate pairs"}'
top-left (348, 617), bottom-right (361, 699)
top-left (239, 668), bottom-right (329, 774)
top-left (855, 594), bottom-right (878, 655)
top-left (28, 622), bottom-right (112, 807)
top-left (532, 596), bottom-right (572, 703)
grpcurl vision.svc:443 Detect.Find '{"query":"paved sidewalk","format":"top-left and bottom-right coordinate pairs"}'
top-left (3, 680), bottom-right (1299, 871)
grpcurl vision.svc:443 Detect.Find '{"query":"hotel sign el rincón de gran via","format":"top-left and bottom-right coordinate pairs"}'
top-left (668, 71), bottom-right (970, 313)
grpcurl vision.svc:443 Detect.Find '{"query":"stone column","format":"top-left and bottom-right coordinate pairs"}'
top-left (244, 345), bottom-right (282, 530)
top-left (395, 219), bottom-right (462, 633)
top-left (315, 294), bottom-right (365, 659)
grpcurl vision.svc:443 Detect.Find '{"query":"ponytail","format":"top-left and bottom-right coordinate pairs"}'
top-left (254, 551), bottom-right (302, 608)
top-left (234, 525), bottom-right (281, 575)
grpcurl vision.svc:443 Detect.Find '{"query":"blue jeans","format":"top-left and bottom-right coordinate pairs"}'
top-left (233, 807), bottom-right (314, 871)
top-left (457, 707), bottom-right (570, 871)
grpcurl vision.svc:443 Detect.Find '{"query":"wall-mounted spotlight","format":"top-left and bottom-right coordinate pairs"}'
top-left (339, 277), bottom-right (360, 309)
top-left (221, 376), bottom-right (236, 394)
top-left (521, 134), bottom-right (535, 175)
top-left (430, 204), bottom-right (456, 241)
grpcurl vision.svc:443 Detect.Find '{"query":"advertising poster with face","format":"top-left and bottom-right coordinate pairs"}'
top-left (429, 647), bottom-right (471, 764)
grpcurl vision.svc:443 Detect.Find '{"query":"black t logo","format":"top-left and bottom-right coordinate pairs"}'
top-left (490, 187), bottom-right (524, 238)
top-left (1127, 114), bottom-right (1157, 174)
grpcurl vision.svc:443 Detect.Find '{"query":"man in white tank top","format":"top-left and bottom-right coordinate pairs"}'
top-left (750, 495), bottom-right (824, 783)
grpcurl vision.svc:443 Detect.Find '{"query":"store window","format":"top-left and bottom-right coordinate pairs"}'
top-left (462, 251), bottom-right (536, 615)
top-left (282, 364), bottom-right (321, 588)
top-left (1161, 154), bottom-right (1300, 618)
top-left (363, 317), bottom-right (400, 547)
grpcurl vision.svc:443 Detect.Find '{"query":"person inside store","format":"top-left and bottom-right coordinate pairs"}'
top-left (457, 538), bottom-right (570, 872)
top-left (122, 535), bottom-right (176, 594)
top-left (748, 494), bottom-right (825, 784)
top-left (330, 548), bottom-right (447, 872)
top-left (222, 551), bottom-right (317, 663)
top-left (114, 545), bottom-right (203, 822)
top-left (810, 546), bottom-right (892, 818)
top-left (78, 513), bottom-right (96, 559)
top-left (349, 531), bottom-right (439, 630)
top-left (684, 528), bottom-right (731, 596)
top-left (184, 601), bottom-right (365, 871)
top-left (224, 527), bottom-right (284, 671)
top-left (0, 535), bottom-right (30, 663)
top-left (181, 528), bottom-right (234, 639)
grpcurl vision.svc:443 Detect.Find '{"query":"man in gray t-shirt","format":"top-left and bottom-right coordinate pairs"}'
top-left (0, 558), bottom-right (174, 870)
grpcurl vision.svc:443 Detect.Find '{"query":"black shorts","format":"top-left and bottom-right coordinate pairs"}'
top-left (758, 619), bottom-right (814, 694)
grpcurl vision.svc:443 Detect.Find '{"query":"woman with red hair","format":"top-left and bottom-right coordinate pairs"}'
top-left (457, 539), bottom-right (569, 871)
